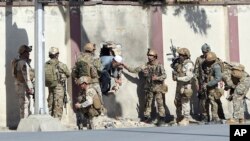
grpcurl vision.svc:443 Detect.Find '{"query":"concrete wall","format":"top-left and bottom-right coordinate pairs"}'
top-left (0, 6), bottom-right (72, 128)
top-left (80, 5), bottom-right (151, 118)
top-left (1, 4), bottom-right (250, 128)
top-left (0, 6), bottom-right (35, 128)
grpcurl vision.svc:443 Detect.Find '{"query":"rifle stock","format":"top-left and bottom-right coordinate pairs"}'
top-left (166, 39), bottom-right (179, 69)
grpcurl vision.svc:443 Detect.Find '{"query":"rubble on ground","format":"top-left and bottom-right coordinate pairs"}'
top-left (92, 116), bottom-right (154, 129)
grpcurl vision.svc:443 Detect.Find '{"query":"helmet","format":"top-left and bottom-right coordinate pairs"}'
top-left (205, 52), bottom-right (217, 62)
top-left (177, 48), bottom-right (190, 57)
top-left (147, 49), bottom-right (157, 57)
top-left (76, 76), bottom-right (91, 85)
top-left (232, 63), bottom-right (245, 71)
top-left (232, 69), bottom-right (243, 79)
top-left (201, 43), bottom-right (211, 53)
top-left (84, 43), bottom-right (96, 52)
top-left (49, 47), bottom-right (59, 55)
top-left (18, 45), bottom-right (32, 54)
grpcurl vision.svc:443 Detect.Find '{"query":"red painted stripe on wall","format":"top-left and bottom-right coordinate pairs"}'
top-left (151, 7), bottom-right (164, 64)
top-left (70, 7), bottom-right (81, 111)
top-left (70, 7), bottom-right (81, 65)
top-left (228, 5), bottom-right (240, 62)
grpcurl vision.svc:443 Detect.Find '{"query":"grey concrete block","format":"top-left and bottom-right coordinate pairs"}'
top-left (17, 115), bottom-right (68, 132)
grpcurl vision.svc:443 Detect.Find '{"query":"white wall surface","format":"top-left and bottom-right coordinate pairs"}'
top-left (0, 6), bottom-right (71, 128)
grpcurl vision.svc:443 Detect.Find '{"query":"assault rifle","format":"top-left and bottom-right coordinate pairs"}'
top-left (197, 62), bottom-right (207, 99)
top-left (166, 39), bottom-right (180, 69)
top-left (198, 76), bottom-right (208, 99)
top-left (62, 81), bottom-right (68, 114)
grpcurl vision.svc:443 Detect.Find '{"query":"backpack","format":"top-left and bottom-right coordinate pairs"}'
top-left (73, 60), bottom-right (91, 79)
top-left (45, 60), bottom-right (59, 87)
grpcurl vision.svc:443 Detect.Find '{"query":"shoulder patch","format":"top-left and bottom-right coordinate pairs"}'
top-left (86, 88), bottom-right (97, 97)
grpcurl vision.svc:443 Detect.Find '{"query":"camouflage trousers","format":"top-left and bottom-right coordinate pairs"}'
top-left (232, 94), bottom-right (245, 120)
top-left (48, 84), bottom-right (64, 120)
top-left (15, 82), bottom-right (32, 118)
top-left (144, 90), bottom-right (165, 118)
top-left (175, 83), bottom-right (192, 119)
top-left (206, 89), bottom-right (219, 120)
top-left (198, 92), bottom-right (207, 117)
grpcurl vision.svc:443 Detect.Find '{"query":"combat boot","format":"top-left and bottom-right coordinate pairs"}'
top-left (189, 117), bottom-right (199, 123)
top-left (156, 117), bottom-right (165, 127)
top-left (226, 118), bottom-right (238, 124)
top-left (178, 118), bottom-right (189, 126)
top-left (239, 118), bottom-right (245, 124)
top-left (200, 115), bottom-right (208, 122)
top-left (208, 117), bottom-right (223, 124)
top-left (87, 119), bottom-right (94, 130)
top-left (142, 116), bottom-right (152, 124)
top-left (78, 123), bottom-right (83, 130)
top-left (200, 115), bottom-right (209, 124)
top-left (176, 116), bottom-right (184, 123)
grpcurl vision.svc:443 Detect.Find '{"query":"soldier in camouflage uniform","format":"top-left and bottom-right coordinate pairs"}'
top-left (123, 49), bottom-right (167, 126)
top-left (12, 45), bottom-right (34, 119)
top-left (194, 43), bottom-right (211, 122)
top-left (46, 47), bottom-right (70, 120)
top-left (201, 51), bottom-right (223, 124)
top-left (222, 63), bottom-right (250, 124)
top-left (75, 76), bottom-right (103, 130)
top-left (172, 48), bottom-right (195, 126)
top-left (73, 43), bottom-right (102, 98)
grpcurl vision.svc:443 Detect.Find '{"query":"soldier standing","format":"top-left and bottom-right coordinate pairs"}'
top-left (222, 63), bottom-right (250, 124)
top-left (73, 43), bottom-right (102, 98)
top-left (194, 43), bottom-right (211, 122)
top-left (75, 76), bottom-right (103, 130)
top-left (45, 47), bottom-right (70, 120)
top-left (123, 49), bottom-right (167, 126)
top-left (12, 45), bottom-right (34, 119)
top-left (201, 51), bottom-right (223, 124)
top-left (171, 48), bottom-right (195, 126)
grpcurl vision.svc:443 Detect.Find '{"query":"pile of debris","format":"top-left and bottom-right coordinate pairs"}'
top-left (92, 116), bottom-right (154, 130)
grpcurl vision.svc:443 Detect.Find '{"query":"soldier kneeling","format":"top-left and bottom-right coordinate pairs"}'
top-left (75, 76), bottom-right (104, 130)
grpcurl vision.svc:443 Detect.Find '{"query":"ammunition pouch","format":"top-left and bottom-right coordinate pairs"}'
top-left (16, 71), bottom-right (25, 82)
top-left (183, 88), bottom-right (193, 98)
top-left (29, 69), bottom-right (35, 81)
top-left (93, 94), bottom-right (102, 110)
top-left (90, 66), bottom-right (98, 79)
top-left (161, 83), bottom-right (168, 93)
top-left (88, 107), bottom-right (100, 117)
top-left (214, 88), bottom-right (224, 99)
